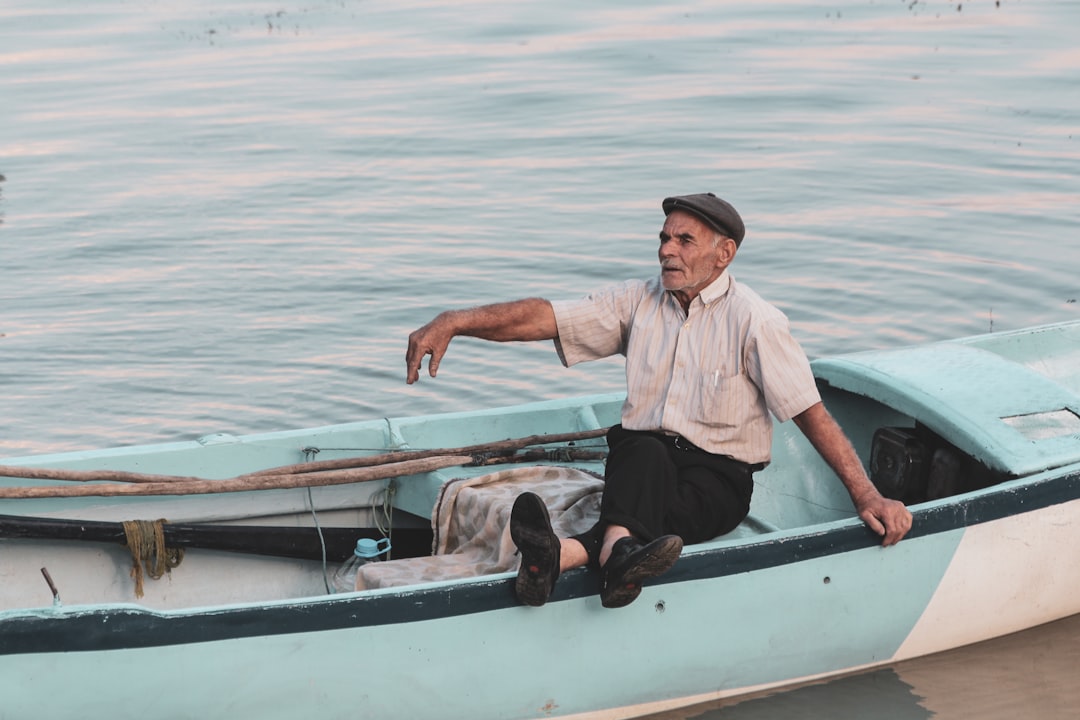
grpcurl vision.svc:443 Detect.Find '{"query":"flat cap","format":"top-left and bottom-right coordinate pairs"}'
top-left (662, 193), bottom-right (745, 247)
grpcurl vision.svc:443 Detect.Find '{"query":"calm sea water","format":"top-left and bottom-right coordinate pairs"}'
top-left (2, 0), bottom-right (1079, 716)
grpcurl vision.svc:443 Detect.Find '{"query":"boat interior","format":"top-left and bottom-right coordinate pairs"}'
top-left (3, 321), bottom-right (1079, 612)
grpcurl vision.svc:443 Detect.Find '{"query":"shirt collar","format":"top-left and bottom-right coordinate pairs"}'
top-left (697, 270), bottom-right (732, 307)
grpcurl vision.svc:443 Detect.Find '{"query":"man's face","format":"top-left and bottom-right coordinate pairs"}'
top-left (658, 210), bottom-right (733, 301)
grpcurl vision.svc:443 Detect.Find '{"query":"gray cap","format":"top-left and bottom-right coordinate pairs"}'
top-left (662, 193), bottom-right (745, 247)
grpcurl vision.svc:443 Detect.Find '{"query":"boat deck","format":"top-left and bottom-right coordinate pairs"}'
top-left (814, 321), bottom-right (1080, 477)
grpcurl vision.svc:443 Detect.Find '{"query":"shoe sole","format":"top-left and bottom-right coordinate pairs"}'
top-left (601, 535), bottom-right (682, 609)
top-left (510, 493), bottom-right (560, 607)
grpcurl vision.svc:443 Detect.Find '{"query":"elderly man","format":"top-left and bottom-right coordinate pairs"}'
top-left (405, 193), bottom-right (912, 609)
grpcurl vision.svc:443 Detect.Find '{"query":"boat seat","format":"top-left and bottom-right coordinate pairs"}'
top-left (720, 514), bottom-right (780, 540)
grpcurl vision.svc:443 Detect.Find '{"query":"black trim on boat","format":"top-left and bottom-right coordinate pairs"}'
top-left (2, 468), bottom-right (1078, 656)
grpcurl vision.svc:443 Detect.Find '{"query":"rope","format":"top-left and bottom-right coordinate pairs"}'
top-left (304, 445), bottom-right (332, 594)
top-left (370, 480), bottom-right (396, 560)
top-left (122, 519), bottom-right (183, 598)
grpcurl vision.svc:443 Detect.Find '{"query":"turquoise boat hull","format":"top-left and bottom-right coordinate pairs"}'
top-left (2, 321), bottom-right (1080, 719)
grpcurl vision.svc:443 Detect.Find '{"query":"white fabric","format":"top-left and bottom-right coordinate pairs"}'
top-left (353, 466), bottom-right (603, 591)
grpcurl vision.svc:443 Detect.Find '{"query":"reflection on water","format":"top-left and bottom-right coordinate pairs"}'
top-left (897, 613), bottom-right (1080, 718)
top-left (639, 613), bottom-right (1080, 719)
top-left (657, 670), bottom-right (930, 720)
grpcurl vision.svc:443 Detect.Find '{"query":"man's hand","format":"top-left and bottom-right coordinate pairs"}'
top-left (792, 402), bottom-right (913, 546)
top-left (405, 313), bottom-right (455, 384)
top-left (852, 490), bottom-right (913, 546)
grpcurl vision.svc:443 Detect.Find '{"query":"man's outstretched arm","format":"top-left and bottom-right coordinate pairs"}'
top-left (405, 298), bottom-right (558, 384)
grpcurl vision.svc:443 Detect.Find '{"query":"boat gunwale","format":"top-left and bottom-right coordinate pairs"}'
top-left (3, 462), bottom-right (1078, 656)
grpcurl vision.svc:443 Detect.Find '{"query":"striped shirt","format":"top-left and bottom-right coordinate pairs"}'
top-left (551, 271), bottom-right (820, 464)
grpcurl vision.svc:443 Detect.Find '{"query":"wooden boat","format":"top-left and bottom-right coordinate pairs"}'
top-left (2, 319), bottom-right (1079, 720)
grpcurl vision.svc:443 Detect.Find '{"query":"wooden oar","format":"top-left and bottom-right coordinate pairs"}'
top-left (0, 514), bottom-right (434, 562)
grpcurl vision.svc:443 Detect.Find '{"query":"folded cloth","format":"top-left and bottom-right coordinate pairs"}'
top-left (354, 466), bottom-right (603, 590)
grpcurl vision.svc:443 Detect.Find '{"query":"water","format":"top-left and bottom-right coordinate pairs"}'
top-left (1, 0), bottom-right (1078, 715)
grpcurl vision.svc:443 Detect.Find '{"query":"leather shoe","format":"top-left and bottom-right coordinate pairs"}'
top-left (600, 535), bottom-right (682, 609)
top-left (510, 492), bottom-right (560, 606)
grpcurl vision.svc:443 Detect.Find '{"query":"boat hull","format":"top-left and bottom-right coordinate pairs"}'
top-left (3, 469), bottom-right (1079, 720)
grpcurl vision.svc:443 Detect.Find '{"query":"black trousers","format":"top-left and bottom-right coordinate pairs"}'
top-left (572, 425), bottom-right (758, 567)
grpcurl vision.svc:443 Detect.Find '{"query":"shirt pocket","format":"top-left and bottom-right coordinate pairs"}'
top-left (694, 372), bottom-right (759, 429)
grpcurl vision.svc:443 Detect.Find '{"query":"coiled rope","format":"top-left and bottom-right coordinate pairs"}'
top-left (122, 519), bottom-right (184, 598)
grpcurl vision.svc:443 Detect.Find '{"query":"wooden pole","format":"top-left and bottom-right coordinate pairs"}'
top-left (0, 465), bottom-right (205, 485)
top-left (0, 455), bottom-right (473, 499)
top-left (0, 427), bottom-right (610, 486)
top-left (244, 427), bottom-right (611, 477)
